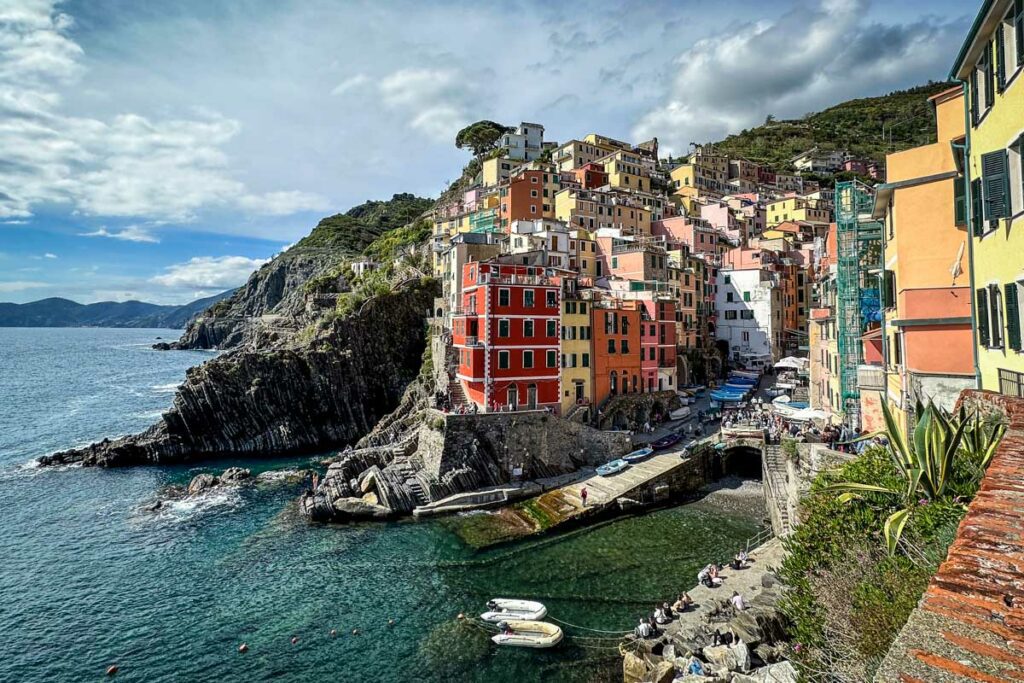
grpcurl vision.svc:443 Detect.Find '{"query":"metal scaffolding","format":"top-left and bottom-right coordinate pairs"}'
top-left (834, 180), bottom-right (882, 428)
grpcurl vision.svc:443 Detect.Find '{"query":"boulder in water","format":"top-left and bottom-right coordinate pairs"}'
top-left (187, 473), bottom-right (219, 495)
top-left (220, 467), bottom-right (252, 485)
top-left (332, 497), bottom-right (391, 519)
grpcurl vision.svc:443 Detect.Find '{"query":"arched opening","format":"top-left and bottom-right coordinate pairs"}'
top-left (610, 371), bottom-right (618, 396)
top-left (507, 384), bottom-right (518, 409)
top-left (719, 445), bottom-right (764, 479)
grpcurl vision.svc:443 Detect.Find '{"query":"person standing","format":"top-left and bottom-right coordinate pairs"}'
top-left (580, 486), bottom-right (588, 507)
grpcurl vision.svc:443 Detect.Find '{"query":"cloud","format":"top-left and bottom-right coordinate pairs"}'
top-left (330, 73), bottom-right (369, 96)
top-left (237, 190), bottom-right (330, 216)
top-left (150, 255), bottom-right (267, 289)
top-left (0, 280), bottom-right (48, 293)
top-left (43, 252), bottom-right (57, 258)
top-left (0, 1), bottom-right (328, 222)
top-left (633, 0), bottom-right (963, 155)
top-left (79, 225), bottom-right (160, 243)
top-left (379, 68), bottom-right (474, 142)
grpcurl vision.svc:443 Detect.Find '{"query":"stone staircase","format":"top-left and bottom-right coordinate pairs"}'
top-left (449, 379), bottom-right (471, 411)
top-left (762, 444), bottom-right (792, 535)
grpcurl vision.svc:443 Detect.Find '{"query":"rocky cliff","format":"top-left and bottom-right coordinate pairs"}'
top-left (168, 193), bottom-right (433, 351)
top-left (40, 279), bottom-right (439, 467)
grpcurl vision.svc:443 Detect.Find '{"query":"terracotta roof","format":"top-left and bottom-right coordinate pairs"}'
top-left (875, 389), bottom-right (1024, 681)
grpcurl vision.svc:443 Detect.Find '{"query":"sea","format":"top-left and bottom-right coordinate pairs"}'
top-left (0, 327), bottom-right (763, 683)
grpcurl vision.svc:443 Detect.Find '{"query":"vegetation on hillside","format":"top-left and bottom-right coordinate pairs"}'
top-left (454, 120), bottom-right (513, 157)
top-left (294, 192), bottom-right (434, 253)
top-left (706, 82), bottom-right (955, 171)
top-left (780, 402), bottom-right (1005, 681)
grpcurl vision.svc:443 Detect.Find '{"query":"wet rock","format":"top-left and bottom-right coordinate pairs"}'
top-left (187, 473), bottom-right (219, 495)
top-left (760, 572), bottom-right (779, 588)
top-left (649, 660), bottom-right (675, 683)
top-left (622, 651), bottom-right (647, 683)
top-left (731, 661), bottom-right (798, 683)
top-left (702, 641), bottom-right (751, 673)
top-left (754, 643), bottom-right (781, 664)
top-left (220, 467), bottom-right (252, 484)
top-left (144, 500), bottom-right (163, 512)
top-left (331, 497), bottom-right (391, 519)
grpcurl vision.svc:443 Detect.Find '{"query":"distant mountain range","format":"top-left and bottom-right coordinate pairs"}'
top-left (0, 290), bottom-right (235, 329)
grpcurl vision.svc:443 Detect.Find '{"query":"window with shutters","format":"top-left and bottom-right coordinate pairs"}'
top-left (990, 284), bottom-right (1005, 348)
top-left (522, 350), bottom-right (534, 369)
top-left (523, 320), bottom-right (534, 337)
top-left (498, 351), bottom-right (510, 369)
top-left (997, 17), bottom-right (1008, 92)
top-left (972, 178), bottom-right (984, 235)
top-left (970, 69), bottom-right (980, 126)
top-left (984, 40), bottom-right (996, 109)
top-left (954, 176), bottom-right (967, 226)
top-left (882, 270), bottom-right (896, 308)
top-left (546, 350), bottom-right (557, 368)
top-left (982, 150), bottom-right (1011, 223)
top-left (498, 319), bottom-right (510, 338)
top-left (1011, 136), bottom-right (1024, 216)
top-left (977, 288), bottom-right (991, 347)
top-left (1006, 282), bottom-right (1022, 351)
top-left (1016, 0), bottom-right (1024, 66)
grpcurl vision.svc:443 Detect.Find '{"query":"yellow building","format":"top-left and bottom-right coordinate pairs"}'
top-left (599, 149), bottom-right (650, 193)
top-left (552, 138), bottom-right (620, 171)
top-left (952, 0), bottom-right (1024, 394)
top-left (481, 156), bottom-right (521, 186)
top-left (560, 292), bottom-right (594, 413)
top-left (554, 187), bottom-right (651, 235)
top-left (569, 230), bottom-right (599, 278)
top-left (669, 163), bottom-right (728, 198)
top-left (765, 196), bottom-right (831, 228)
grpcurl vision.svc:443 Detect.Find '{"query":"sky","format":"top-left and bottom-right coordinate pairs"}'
top-left (0, 0), bottom-right (973, 304)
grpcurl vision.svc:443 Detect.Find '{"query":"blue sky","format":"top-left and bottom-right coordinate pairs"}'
top-left (0, 0), bottom-right (973, 304)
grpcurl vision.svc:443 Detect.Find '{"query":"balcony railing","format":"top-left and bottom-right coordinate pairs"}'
top-left (857, 364), bottom-right (885, 391)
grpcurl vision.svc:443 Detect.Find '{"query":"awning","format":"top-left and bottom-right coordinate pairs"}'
top-left (774, 356), bottom-right (807, 369)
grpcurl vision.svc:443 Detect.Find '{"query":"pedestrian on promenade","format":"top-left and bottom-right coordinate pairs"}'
top-left (580, 486), bottom-right (588, 507)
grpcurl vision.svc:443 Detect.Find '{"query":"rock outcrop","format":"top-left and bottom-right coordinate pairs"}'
top-left (300, 408), bottom-right (631, 522)
top-left (40, 280), bottom-right (439, 468)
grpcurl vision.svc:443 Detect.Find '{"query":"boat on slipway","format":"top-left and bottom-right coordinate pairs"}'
top-left (480, 599), bottom-right (547, 622)
top-left (491, 620), bottom-right (564, 648)
top-left (596, 459), bottom-right (629, 476)
top-left (622, 446), bottom-right (655, 463)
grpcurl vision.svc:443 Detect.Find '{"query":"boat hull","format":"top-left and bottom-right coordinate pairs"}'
top-left (491, 620), bottom-right (563, 648)
top-left (596, 459), bottom-right (629, 476)
top-left (481, 599), bottom-right (548, 622)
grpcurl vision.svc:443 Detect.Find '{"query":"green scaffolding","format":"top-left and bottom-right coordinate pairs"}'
top-left (834, 180), bottom-right (882, 427)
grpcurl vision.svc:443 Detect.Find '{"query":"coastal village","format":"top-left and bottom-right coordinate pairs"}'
top-left (19, 1), bottom-right (1024, 682)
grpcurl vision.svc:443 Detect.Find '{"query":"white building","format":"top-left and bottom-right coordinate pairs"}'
top-left (501, 122), bottom-right (546, 161)
top-left (506, 219), bottom-right (571, 269)
top-left (715, 267), bottom-right (783, 364)
top-left (791, 148), bottom-right (849, 174)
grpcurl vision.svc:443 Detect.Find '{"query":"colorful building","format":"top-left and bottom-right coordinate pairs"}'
top-left (591, 300), bottom-right (642, 404)
top-left (560, 285), bottom-right (594, 414)
top-left (951, 0), bottom-right (1024, 395)
top-left (452, 262), bottom-right (562, 412)
top-left (871, 86), bottom-right (976, 429)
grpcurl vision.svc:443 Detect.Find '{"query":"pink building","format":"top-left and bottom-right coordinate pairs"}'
top-left (651, 217), bottom-right (718, 258)
top-left (700, 202), bottom-right (745, 244)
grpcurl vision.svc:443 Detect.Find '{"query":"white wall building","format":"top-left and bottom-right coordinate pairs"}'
top-left (715, 267), bottom-right (783, 363)
top-left (507, 219), bottom-right (571, 269)
top-left (501, 122), bottom-right (546, 161)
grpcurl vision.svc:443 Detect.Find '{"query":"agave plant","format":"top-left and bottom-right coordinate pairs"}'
top-left (960, 410), bottom-right (1007, 476)
top-left (825, 399), bottom-right (969, 555)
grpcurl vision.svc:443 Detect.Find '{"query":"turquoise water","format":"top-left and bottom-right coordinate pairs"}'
top-left (0, 328), bottom-right (762, 682)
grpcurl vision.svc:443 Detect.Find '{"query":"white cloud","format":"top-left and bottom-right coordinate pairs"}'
top-left (79, 225), bottom-right (160, 243)
top-left (0, 280), bottom-right (48, 293)
top-left (379, 68), bottom-right (473, 142)
top-left (43, 252), bottom-right (56, 258)
top-left (237, 190), bottom-right (330, 216)
top-left (633, 0), bottom-right (962, 155)
top-left (150, 255), bottom-right (267, 289)
top-left (0, 1), bottom-right (328, 222)
top-left (330, 73), bottom-right (368, 96)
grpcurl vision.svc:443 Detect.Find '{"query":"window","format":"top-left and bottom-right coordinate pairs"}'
top-left (547, 350), bottom-right (557, 368)
top-left (740, 310), bottom-right (754, 320)
top-left (621, 317), bottom-right (629, 335)
top-left (580, 303), bottom-right (587, 314)
top-left (982, 150), bottom-right (1011, 222)
top-left (498, 319), bottom-right (510, 337)
top-left (725, 310), bottom-right (737, 320)
top-left (523, 320), bottom-right (534, 337)
top-left (972, 178), bottom-right (984, 235)
top-left (499, 288), bottom-right (510, 307)
top-left (1007, 281), bottom-right (1022, 351)
top-left (621, 339), bottom-right (629, 354)
top-left (726, 292), bottom-right (734, 302)
top-left (992, 284), bottom-right (1005, 348)
top-left (523, 350), bottom-right (534, 368)
top-left (547, 320), bottom-right (556, 337)
top-left (612, 256), bottom-right (618, 269)
top-left (742, 331), bottom-right (750, 342)
top-left (524, 289), bottom-right (535, 307)
top-left (743, 291), bottom-right (751, 302)
top-left (546, 291), bottom-right (556, 307)
top-left (582, 353), bottom-right (590, 368)
top-left (498, 351), bottom-right (510, 369)
top-left (954, 176), bottom-right (967, 225)
top-left (608, 339), bottom-right (616, 354)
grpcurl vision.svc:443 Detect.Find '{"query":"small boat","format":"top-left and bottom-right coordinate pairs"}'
top-left (596, 459), bottom-right (629, 476)
top-left (491, 620), bottom-right (563, 648)
top-left (651, 433), bottom-right (682, 450)
top-left (726, 377), bottom-right (757, 385)
top-left (622, 446), bottom-right (655, 462)
top-left (670, 406), bottom-right (691, 420)
top-left (710, 391), bottom-right (746, 402)
top-left (481, 599), bottom-right (548, 622)
top-left (731, 370), bottom-right (760, 379)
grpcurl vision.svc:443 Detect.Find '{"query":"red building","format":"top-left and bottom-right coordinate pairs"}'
top-left (638, 297), bottom-right (678, 392)
top-left (452, 261), bottom-right (561, 412)
top-left (592, 301), bottom-right (642, 405)
top-left (570, 162), bottom-right (609, 190)
top-left (499, 169), bottom-right (545, 232)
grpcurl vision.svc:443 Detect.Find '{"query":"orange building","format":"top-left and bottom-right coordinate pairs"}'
top-left (591, 301), bottom-right (642, 405)
top-left (870, 86), bottom-right (975, 430)
top-left (499, 168), bottom-right (558, 231)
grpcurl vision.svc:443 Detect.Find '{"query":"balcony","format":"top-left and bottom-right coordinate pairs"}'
top-left (857, 364), bottom-right (885, 391)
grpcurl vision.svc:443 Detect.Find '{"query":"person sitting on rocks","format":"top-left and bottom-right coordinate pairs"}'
top-left (730, 591), bottom-right (747, 611)
top-left (672, 595), bottom-right (688, 614)
top-left (635, 617), bottom-right (653, 639)
top-left (653, 606), bottom-right (669, 625)
top-left (686, 656), bottom-right (709, 677)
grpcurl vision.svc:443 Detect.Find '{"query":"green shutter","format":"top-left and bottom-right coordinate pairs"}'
top-left (1017, 0), bottom-right (1024, 66)
top-left (970, 70), bottom-right (980, 126)
top-left (882, 270), bottom-right (895, 308)
top-left (984, 41), bottom-right (995, 108)
top-left (971, 178), bottom-right (984, 236)
top-left (954, 176), bottom-right (967, 225)
top-left (1007, 283), bottom-right (1021, 351)
top-left (997, 24), bottom-right (1007, 92)
top-left (982, 150), bottom-right (1010, 220)
top-left (977, 288), bottom-right (990, 347)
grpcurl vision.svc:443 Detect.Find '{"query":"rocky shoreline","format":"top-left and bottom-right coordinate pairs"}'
top-left (39, 280), bottom-right (439, 468)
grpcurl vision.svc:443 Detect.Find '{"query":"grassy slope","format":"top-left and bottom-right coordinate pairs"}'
top-left (294, 192), bottom-right (434, 254)
top-left (707, 82), bottom-right (955, 171)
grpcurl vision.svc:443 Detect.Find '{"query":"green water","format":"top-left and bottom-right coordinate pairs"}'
top-left (0, 328), bottom-right (763, 682)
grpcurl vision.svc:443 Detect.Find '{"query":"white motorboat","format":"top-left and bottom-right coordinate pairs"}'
top-left (481, 598), bottom-right (548, 622)
top-left (670, 406), bottom-right (691, 420)
top-left (491, 619), bottom-right (563, 648)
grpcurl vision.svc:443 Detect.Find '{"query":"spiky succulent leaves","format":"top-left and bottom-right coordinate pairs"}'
top-left (880, 399), bottom-right (913, 474)
top-left (883, 508), bottom-right (912, 556)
